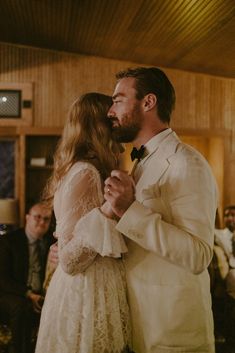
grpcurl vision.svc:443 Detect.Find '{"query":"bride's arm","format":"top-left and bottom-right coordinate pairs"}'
top-left (58, 166), bottom-right (103, 275)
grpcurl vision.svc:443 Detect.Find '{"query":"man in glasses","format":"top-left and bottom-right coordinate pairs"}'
top-left (0, 202), bottom-right (55, 353)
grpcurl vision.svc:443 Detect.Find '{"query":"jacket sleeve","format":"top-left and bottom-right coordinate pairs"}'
top-left (116, 151), bottom-right (218, 274)
top-left (0, 235), bottom-right (28, 296)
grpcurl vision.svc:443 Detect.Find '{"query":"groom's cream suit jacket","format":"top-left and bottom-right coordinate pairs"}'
top-left (116, 129), bottom-right (218, 353)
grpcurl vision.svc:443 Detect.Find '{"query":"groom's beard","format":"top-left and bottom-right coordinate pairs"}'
top-left (110, 106), bottom-right (142, 143)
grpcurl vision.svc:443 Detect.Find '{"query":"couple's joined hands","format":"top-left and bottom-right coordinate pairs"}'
top-left (49, 170), bottom-right (135, 263)
top-left (101, 170), bottom-right (136, 219)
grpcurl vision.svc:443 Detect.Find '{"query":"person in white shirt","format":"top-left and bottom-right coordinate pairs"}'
top-left (215, 205), bottom-right (235, 350)
top-left (215, 206), bottom-right (235, 270)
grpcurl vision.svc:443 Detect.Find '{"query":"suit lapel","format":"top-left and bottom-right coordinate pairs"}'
top-left (135, 131), bottom-right (181, 200)
top-left (14, 229), bottom-right (29, 283)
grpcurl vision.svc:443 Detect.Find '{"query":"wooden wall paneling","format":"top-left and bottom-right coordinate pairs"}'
top-left (223, 133), bottom-right (235, 209)
top-left (0, 127), bottom-right (17, 136)
top-left (209, 78), bottom-right (226, 129)
top-left (17, 126), bottom-right (62, 136)
top-left (208, 137), bottom-right (224, 224)
top-left (227, 154), bottom-right (235, 206)
top-left (226, 81), bottom-right (235, 153)
top-left (170, 71), bottom-right (212, 130)
top-left (0, 42), bottom-right (234, 204)
top-left (195, 75), bottom-right (210, 129)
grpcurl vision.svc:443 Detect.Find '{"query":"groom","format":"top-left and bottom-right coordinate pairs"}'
top-left (101, 67), bottom-right (218, 353)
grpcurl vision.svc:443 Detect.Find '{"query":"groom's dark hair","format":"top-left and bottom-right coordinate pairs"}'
top-left (116, 67), bottom-right (176, 124)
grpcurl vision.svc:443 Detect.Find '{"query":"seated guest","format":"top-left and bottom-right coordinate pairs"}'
top-left (215, 205), bottom-right (235, 305)
top-left (210, 209), bottom-right (229, 294)
top-left (215, 205), bottom-right (235, 269)
top-left (209, 243), bottom-right (228, 342)
top-left (0, 202), bottom-right (55, 353)
top-left (215, 205), bottom-right (235, 351)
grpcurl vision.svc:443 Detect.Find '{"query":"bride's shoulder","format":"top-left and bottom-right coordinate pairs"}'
top-left (70, 161), bottom-right (100, 178)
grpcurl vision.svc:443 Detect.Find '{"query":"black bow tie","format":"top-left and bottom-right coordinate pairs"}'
top-left (130, 145), bottom-right (145, 162)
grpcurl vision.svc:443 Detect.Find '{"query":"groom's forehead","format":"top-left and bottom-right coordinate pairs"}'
top-left (113, 78), bottom-right (137, 98)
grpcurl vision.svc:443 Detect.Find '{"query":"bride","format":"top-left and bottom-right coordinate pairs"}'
top-left (35, 92), bottom-right (132, 353)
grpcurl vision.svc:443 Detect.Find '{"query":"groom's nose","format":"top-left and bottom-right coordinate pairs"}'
top-left (108, 103), bottom-right (116, 118)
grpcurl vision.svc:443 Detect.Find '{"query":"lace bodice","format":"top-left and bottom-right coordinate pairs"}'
top-left (54, 162), bottom-right (104, 275)
top-left (36, 161), bottom-right (131, 353)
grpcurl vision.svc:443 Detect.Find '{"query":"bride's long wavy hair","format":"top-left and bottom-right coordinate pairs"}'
top-left (42, 92), bottom-right (121, 206)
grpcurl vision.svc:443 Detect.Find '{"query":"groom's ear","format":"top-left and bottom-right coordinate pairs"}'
top-left (143, 94), bottom-right (157, 112)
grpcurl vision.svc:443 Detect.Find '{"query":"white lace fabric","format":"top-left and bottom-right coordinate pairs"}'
top-left (72, 208), bottom-right (128, 261)
top-left (56, 162), bottom-right (103, 274)
top-left (35, 162), bottom-right (131, 353)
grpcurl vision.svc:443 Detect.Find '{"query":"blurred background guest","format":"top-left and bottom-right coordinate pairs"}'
top-left (0, 202), bottom-right (55, 353)
top-left (213, 205), bottom-right (235, 352)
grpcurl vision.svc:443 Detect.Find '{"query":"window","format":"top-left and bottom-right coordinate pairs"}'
top-left (0, 140), bottom-right (15, 198)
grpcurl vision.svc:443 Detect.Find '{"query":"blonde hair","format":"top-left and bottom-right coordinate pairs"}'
top-left (43, 92), bottom-right (120, 205)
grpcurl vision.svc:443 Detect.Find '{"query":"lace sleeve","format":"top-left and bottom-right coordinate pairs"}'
top-left (57, 164), bottom-right (103, 275)
top-left (72, 208), bottom-right (128, 258)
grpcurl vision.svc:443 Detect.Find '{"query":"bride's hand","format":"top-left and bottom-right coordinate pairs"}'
top-left (48, 242), bottom-right (59, 266)
top-left (100, 201), bottom-right (118, 220)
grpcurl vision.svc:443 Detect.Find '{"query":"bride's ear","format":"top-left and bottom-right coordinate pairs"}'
top-left (143, 94), bottom-right (157, 112)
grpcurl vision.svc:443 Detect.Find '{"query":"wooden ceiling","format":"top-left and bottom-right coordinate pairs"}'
top-left (0, 0), bottom-right (234, 78)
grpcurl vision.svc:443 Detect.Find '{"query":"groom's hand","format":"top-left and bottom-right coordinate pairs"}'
top-left (104, 170), bottom-right (135, 218)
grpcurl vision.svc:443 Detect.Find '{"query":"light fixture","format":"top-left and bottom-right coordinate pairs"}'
top-left (0, 198), bottom-right (19, 235)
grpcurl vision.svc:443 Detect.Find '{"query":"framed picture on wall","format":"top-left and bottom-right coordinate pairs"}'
top-left (0, 82), bottom-right (33, 126)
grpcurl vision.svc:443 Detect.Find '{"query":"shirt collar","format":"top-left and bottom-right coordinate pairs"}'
top-left (25, 231), bottom-right (38, 244)
top-left (144, 128), bottom-right (172, 158)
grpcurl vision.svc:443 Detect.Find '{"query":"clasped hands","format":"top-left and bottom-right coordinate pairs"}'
top-left (101, 170), bottom-right (136, 219)
top-left (48, 170), bottom-right (135, 265)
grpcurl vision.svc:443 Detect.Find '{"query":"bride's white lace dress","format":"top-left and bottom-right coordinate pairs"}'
top-left (35, 162), bottom-right (132, 353)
